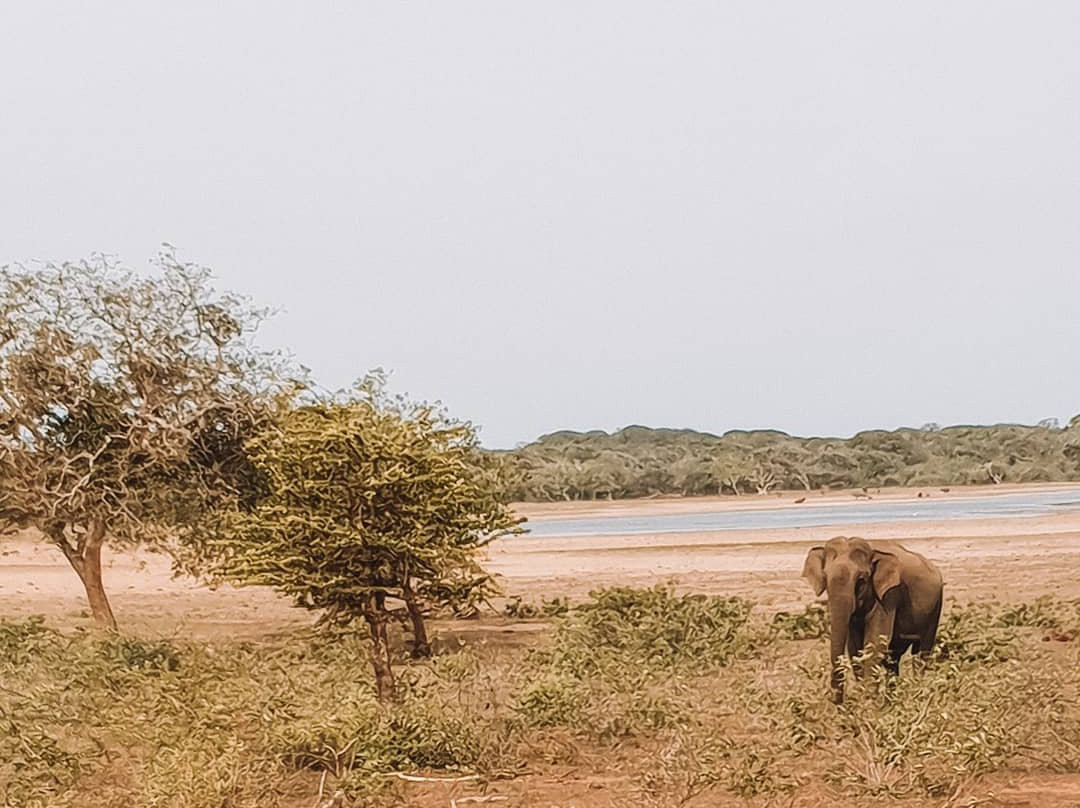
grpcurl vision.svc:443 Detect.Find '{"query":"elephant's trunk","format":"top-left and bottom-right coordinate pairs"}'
top-left (827, 589), bottom-right (854, 704)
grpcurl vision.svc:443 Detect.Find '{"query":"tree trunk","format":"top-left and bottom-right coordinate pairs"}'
top-left (363, 592), bottom-right (396, 701)
top-left (401, 581), bottom-right (432, 659)
top-left (53, 520), bottom-right (117, 631)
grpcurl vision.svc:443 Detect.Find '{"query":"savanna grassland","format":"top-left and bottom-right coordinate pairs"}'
top-left (3, 500), bottom-right (1080, 808)
top-left (3, 256), bottom-right (1080, 807)
top-left (3, 586), bottom-right (1079, 807)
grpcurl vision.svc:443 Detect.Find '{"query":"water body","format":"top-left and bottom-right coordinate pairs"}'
top-left (524, 488), bottom-right (1080, 538)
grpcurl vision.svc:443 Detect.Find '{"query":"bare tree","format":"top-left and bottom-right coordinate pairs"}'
top-left (750, 465), bottom-right (777, 495)
top-left (0, 249), bottom-right (291, 630)
top-left (721, 470), bottom-right (744, 496)
top-left (985, 462), bottom-right (1005, 485)
top-left (792, 468), bottom-right (813, 491)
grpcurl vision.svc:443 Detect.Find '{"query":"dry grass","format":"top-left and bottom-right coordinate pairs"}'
top-left (2, 591), bottom-right (1078, 807)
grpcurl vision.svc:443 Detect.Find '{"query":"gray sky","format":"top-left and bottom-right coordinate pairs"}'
top-left (3, 3), bottom-right (1079, 447)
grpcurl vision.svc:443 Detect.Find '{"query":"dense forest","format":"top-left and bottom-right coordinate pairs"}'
top-left (493, 417), bottom-right (1080, 501)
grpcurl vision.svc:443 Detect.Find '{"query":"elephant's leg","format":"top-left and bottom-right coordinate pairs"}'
top-left (847, 621), bottom-right (866, 678)
top-left (885, 637), bottom-right (911, 676)
top-left (916, 596), bottom-right (943, 661)
top-left (863, 604), bottom-right (896, 679)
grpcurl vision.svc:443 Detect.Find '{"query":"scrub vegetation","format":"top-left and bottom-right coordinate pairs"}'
top-left (493, 422), bottom-right (1080, 501)
top-left (2, 591), bottom-right (1078, 807)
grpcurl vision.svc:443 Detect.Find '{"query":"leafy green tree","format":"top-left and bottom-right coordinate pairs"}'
top-left (188, 381), bottom-right (522, 700)
top-left (0, 250), bottom-right (289, 630)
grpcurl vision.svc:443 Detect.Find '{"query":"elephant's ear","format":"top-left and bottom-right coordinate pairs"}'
top-left (801, 547), bottom-right (827, 595)
top-left (871, 551), bottom-right (902, 600)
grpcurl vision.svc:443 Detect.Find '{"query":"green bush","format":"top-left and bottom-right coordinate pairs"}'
top-left (770, 603), bottom-right (828, 640)
top-left (97, 635), bottom-right (181, 674)
top-left (0, 615), bottom-right (60, 665)
top-left (823, 655), bottom-right (1080, 797)
top-left (515, 675), bottom-right (588, 728)
top-left (994, 595), bottom-right (1080, 633)
top-left (934, 596), bottom-right (1080, 664)
top-left (534, 585), bottom-right (759, 677)
top-left (933, 603), bottom-right (1019, 664)
top-left (502, 595), bottom-right (570, 618)
top-left (513, 587), bottom-right (761, 740)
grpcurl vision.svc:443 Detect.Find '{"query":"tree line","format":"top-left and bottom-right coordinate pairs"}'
top-left (491, 419), bottom-right (1080, 501)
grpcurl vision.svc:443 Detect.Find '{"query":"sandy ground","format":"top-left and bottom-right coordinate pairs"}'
top-left (2, 484), bottom-right (1079, 637)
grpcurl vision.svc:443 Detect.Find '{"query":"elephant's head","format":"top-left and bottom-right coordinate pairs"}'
top-left (802, 537), bottom-right (902, 701)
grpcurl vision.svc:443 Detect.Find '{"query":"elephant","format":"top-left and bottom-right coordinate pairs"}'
top-left (802, 536), bottom-right (944, 703)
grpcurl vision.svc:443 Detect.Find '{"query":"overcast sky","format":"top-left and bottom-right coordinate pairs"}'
top-left (3, 3), bottom-right (1079, 447)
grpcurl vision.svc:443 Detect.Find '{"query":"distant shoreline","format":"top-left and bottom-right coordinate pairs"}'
top-left (512, 481), bottom-right (1080, 521)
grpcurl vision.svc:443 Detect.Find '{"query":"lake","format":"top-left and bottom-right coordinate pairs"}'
top-left (523, 488), bottom-right (1080, 538)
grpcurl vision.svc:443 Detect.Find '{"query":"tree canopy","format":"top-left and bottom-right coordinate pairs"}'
top-left (0, 249), bottom-right (292, 629)
top-left (186, 379), bottom-right (522, 699)
top-left (493, 421), bottom-right (1080, 501)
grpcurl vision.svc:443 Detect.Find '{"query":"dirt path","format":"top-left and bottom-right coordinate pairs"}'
top-left (3, 486), bottom-right (1080, 637)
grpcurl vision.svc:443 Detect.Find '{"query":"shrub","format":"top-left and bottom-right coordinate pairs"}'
top-left (97, 635), bottom-right (181, 674)
top-left (514, 587), bottom-right (761, 741)
top-left (515, 675), bottom-right (589, 729)
top-left (770, 603), bottom-right (828, 640)
top-left (0, 621), bottom-right (522, 807)
top-left (825, 654), bottom-right (1080, 797)
top-left (935, 596), bottom-right (1080, 664)
top-left (933, 603), bottom-right (1019, 664)
top-left (0, 615), bottom-right (59, 664)
top-left (534, 585), bottom-right (759, 678)
top-left (503, 596), bottom-right (570, 618)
